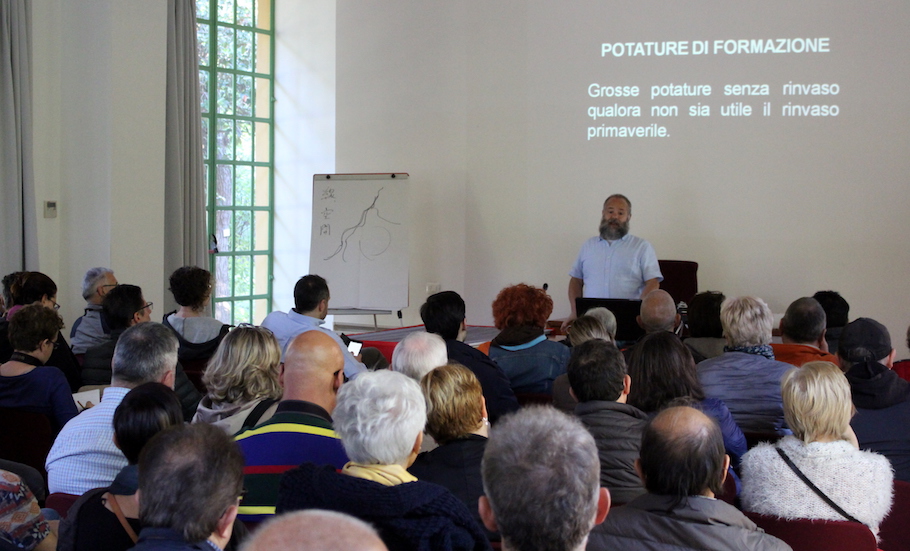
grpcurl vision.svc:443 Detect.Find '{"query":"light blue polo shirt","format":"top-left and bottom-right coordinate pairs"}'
top-left (569, 234), bottom-right (662, 299)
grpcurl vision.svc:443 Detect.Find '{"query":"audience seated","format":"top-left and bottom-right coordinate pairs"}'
top-left (568, 339), bottom-right (647, 504)
top-left (0, 469), bottom-right (56, 551)
top-left (683, 290), bottom-right (726, 363)
top-left (69, 267), bottom-right (117, 354)
top-left (479, 406), bottom-right (609, 551)
top-left (420, 291), bottom-right (518, 423)
top-left (771, 297), bottom-right (838, 367)
top-left (621, 289), bottom-right (680, 361)
top-left (0, 271), bottom-right (81, 391)
top-left (239, 510), bottom-right (388, 551)
top-left (813, 290), bottom-right (849, 354)
top-left (46, 322), bottom-right (179, 495)
top-left (234, 330), bottom-right (348, 524)
top-left (487, 284), bottom-right (569, 395)
top-left (162, 266), bottom-right (230, 366)
top-left (131, 423), bottom-right (245, 551)
top-left (58, 382), bottom-right (183, 551)
top-left (552, 315), bottom-right (612, 412)
top-left (0, 304), bottom-right (77, 431)
top-left (589, 406), bottom-right (790, 551)
top-left (837, 318), bottom-right (910, 482)
top-left (390, 331), bottom-right (448, 381)
top-left (192, 324), bottom-right (282, 434)
top-left (628, 331), bottom-right (747, 469)
top-left (408, 362), bottom-right (495, 540)
top-left (582, 306), bottom-right (617, 340)
top-left (261, 274), bottom-right (385, 378)
top-left (697, 296), bottom-right (793, 433)
top-left (742, 361), bottom-right (892, 539)
top-left (82, 284), bottom-right (200, 422)
top-left (276, 370), bottom-right (489, 551)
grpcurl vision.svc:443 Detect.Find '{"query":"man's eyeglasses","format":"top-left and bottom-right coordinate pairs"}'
top-left (50, 300), bottom-right (60, 311)
top-left (136, 302), bottom-right (153, 315)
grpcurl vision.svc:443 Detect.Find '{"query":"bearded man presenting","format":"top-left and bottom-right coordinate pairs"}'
top-left (567, 194), bottom-right (663, 321)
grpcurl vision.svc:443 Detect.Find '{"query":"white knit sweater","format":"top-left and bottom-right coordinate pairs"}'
top-left (741, 435), bottom-right (893, 538)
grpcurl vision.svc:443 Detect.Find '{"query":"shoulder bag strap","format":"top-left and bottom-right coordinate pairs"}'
top-left (241, 398), bottom-right (279, 431)
top-left (774, 446), bottom-right (861, 523)
top-left (104, 492), bottom-right (139, 544)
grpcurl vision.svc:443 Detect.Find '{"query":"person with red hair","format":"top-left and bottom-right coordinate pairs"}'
top-left (487, 284), bottom-right (570, 395)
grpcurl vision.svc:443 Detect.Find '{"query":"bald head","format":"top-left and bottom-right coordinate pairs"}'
top-left (240, 510), bottom-right (387, 551)
top-left (639, 406), bottom-right (727, 498)
top-left (638, 290), bottom-right (678, 333)
top-left (282, 330), bottom-right (345, 412)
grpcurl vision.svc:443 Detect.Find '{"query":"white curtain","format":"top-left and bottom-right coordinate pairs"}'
top-left (0, 0), bottom-right (37, 277)
top-left (163, 0), bottom-right (207, 310)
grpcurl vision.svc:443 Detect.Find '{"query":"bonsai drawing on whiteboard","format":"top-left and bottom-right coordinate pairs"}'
top-left (324, 188), bottom-right (401, 262)
top-left (310, 174), bottom-right (410, 311)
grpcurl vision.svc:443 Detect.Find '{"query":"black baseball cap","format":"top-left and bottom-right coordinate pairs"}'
top-left (838, 318), bottom-right (892, 363)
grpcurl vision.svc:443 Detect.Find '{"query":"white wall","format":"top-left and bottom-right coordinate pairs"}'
top-left (32, 0), bottom-right (167, 326)
top-left (335, 1), bottom-right (910, 355)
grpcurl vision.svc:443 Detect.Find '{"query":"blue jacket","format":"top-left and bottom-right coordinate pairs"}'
top-left (488, 337), bottom-right (570, 394)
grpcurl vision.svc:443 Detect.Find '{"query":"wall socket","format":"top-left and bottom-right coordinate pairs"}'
top-left (426, 282), bottom-right (441, 295)
top-left (44, 201), bottom-right (58, 219)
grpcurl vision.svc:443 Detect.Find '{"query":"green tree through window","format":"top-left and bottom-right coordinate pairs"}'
top-left (197, 0), bottom-right (274, 325)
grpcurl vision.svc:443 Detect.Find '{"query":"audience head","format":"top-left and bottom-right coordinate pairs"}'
top-left (686, 291), bottom-right (725, 338)
top-left (281, 330), bottom-right (345, 411)
top-left (9, 271), bottom-right (57, 307)
top-left (168, 266), bottom-right (213, 312)
top-left (813, 290), bottom-right (849, 328)
top-left (113, 382), bottom-right (184, 465)
top-left (627, 331), bottom-right (704, 413)
top-left (81, 267), bottom-right (117, 303)
top-left (7, 303), bottom-right (64, 357)
top-left (138, 423), bottom-right (243, 545)
top-left (781, 361), bottom-right (854, 444)
top-left (481, 406), bottom-right (608, 551)
top-left (203, 325), bottom-right (282, 405)
top-left (112, 322), bottom-right (178, 389)
top-left (420, 362), bottom-right (485, 445)
top-left (567, 340), bottom-right (626, 403)
top-left (638, 289), bottom-right (679, 333)
top-left (720, 296), bottom-right (773, 347)
top-left (836, 317), bottom-right (894, 368)
top-left (333, 370), bottom-right (426, 466)
top-left (293, 274), bottom-right (330, 315)
top-left (240, 510), bottom-right (388, 551)
top-left (639, 406), bottom-right (727, 499)
top-left (1, 271), bottom-right (24, 311)
top-left (583, 307), bottom-right (617, 341)
top-left (568, 315), bottom-right (611, 345)
top-left (492, 283), bottom-right (553, 330)
top-left (390, 331), bottom-right (447, 381)
top-left (103, 284), bottom-right (151, 331)
top-left (780, 297), bottom-right (827, 345)
top-left (420, 290), bottom-right (466, 341)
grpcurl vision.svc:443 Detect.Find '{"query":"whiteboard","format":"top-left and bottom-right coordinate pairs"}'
top-left (309, 174), bottom-right (409, 310)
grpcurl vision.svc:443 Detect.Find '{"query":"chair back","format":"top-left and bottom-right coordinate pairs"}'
top-left (514, 393), bottom-right (553, 407)
top-left (743, 431), bottom-right (783, 450)
top-left (657, 260), bottom-right (698, 305)
top-left (879, 479), bottom-right (910, 551)
top-left (716, 470), bottom-right (738, 506)
top-left (0, 408), bottom-right (54, 482)
top-left (744, 511), bottom-right (877, 551)
top-left (46, 492), bottom-right (81, 518)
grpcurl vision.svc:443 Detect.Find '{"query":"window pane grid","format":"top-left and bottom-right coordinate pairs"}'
top-left (199, 0), bottom-right (274, 325)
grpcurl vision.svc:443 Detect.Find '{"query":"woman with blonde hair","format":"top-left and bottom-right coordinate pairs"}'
top-left (192, 325), bottom-right (282, 434)
top-left (409, 363), bottom-right (493, 538)
top-left (742, 361), bottom-right (893, 538)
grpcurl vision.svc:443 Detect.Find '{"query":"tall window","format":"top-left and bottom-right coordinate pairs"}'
top-left (196, 0), bottom-right (274, 325)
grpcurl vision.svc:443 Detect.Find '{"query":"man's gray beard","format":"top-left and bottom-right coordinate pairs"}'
top-left (599, 219), bottom-right (629, 240)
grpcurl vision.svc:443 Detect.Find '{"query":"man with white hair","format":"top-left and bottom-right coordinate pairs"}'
top-left (46, 322), bottom-right (178, 494)
top-left (276, 370), bottom-right (489, 551)
top-left (69, 267), bottom-right (117, 354)
top-left (240, 510), bottom-right (388, 551)
top-left (697, 296), bottom-right (793, 433)
top-left (390, 331), bottom-right (448, 381)
top-left (480, 406), bottom-right (610, 551)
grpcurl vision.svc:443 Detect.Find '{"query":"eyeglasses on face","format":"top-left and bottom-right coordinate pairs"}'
top-left (136, 302), bottom-right (153, 315)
